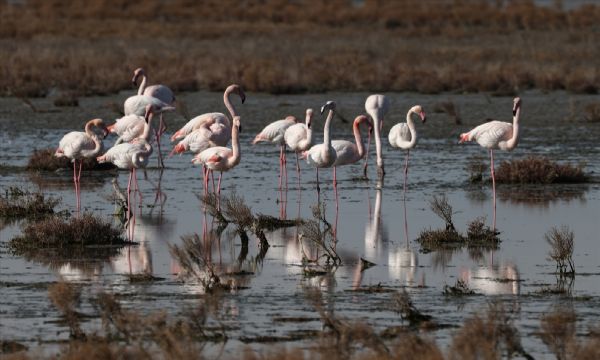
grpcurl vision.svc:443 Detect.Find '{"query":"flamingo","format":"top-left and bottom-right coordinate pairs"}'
top-left (459, 97), bottom-right (522, 230)
top-left (192, 116), bottom-right (242, 196)
top-left (132, 68), bottom-right (175, 143)
top-left (55, 118), bottom-right (109, 211)
top-left (170, 84), bottom-right (245, 143)
top-left (365, 94), bottom-right (390, 179)
top-left (284, 108), bottom-right (314, 183)
top-left (123, 94), bottom-right (176, 168)
top-left (330, 115), bottom-right (373, 207)
top-left (302, 101), bottom-right (337, 202)
top-left (97, 104), bottom-right (157, 239)
top-left (252, 115), bottom-right (298, 188)
top-left (388, 105), bottom-right (427, 198)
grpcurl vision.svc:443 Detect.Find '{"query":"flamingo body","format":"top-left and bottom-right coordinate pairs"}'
top-left (97, 140), bottom-right (152, 169)
top-left (171, 112), bottom-right (230, 143)
top-left (123, 95), bottom-right (173, 117)
top-left (252, 117), bottom-right (297, 145)
top-left (108, 114), bottom-right (153, 145)
top-left (284, 122), bottom-right (312, 152)
top-left (57, 131), bottom-right (104, 160)
top-left (331, 115), bottom-right (371, 167)
top-left (460, 121), bottom-right (514, 150)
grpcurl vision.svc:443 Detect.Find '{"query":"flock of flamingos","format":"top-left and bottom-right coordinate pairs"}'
top-left (55, 68), bottom-right (522, 233)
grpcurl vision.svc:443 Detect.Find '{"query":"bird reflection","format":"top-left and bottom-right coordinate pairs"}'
top-left (364, 188), bottom-right (383, 260)
top-left (459, 262), bottom-right (520, 295)
top-left (111, 241), bottom-right (153, 276)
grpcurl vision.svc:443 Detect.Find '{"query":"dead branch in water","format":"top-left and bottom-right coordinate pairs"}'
top-left (298, 203), bottom-right (341, 267)
top-left (545, 225), bottom-right (575, 276)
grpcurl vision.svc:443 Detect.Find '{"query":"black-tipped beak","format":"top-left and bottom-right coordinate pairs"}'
top-left (238, 124), bottom-right (242, 133)
top-left (512, 109), bottom-right (517, 116)
top-left (241, 95), bottom-right (246, 104)
top-left (320, 106), bottom-right (326, 115)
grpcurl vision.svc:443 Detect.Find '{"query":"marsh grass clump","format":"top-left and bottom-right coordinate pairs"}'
top-left (449, 302), bottom-right (532, 360)
top-left (48, 281), bottom-right (85, 339)
top-left (466, 217), bottom-right (500, 245)
top-left (467, 156), bottom-right (486, 183)
top-left (429, 195), bottom-right (456, 232)
top-left (169, 234), bottom-right (223, 293)
top-left (9, 213), bottom-right (127, 254)
top-left (495, 156), bottom-right (587, 184)
top-left (392, 290), bottom-right (433, 326)
top-left (27, 148), bottom-right (115, 172)
top-left (299, 203), bottom-right (341, 266)
top-left (443, 279), bottom-right (476, 296)
top-left (545, 225), bottom-right (575, 276)
top-left (0, 186), bottom-right (60, 219)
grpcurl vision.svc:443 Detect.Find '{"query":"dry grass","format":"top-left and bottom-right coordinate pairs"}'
top-left (495, 156), bottom-right (588, 184)
top-left (2, 1), bottom-right (600, 95)
top-left (443, 279), bottom-right (476, 296)
top-left (0, 186), bottom-right (60, 219)
top-left (27, 149), bottom-right (115, 172)
top-left (392, 290), bottom-right (433, 326)
top-left (545, 225), bottom-right (575, 275)
top-left (9, 213), bottom-right (126, 252)
top-left (48, 282), bottom-right (85, 339)
top-left (466, 217), bottom-right (500, 245)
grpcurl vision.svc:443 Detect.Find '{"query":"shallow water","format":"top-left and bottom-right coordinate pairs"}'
top-left (1, 90), bottom-right (599, 357)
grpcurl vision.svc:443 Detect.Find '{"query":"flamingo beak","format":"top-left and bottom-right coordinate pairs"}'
top-left (241, 93), bottom-right (246, 104)
top-left (103, 128), bottom-right (109, 139)
top-left (420, 111), bottom-right (427, 123)
top-left (238, 124), bottom-right (243, 133)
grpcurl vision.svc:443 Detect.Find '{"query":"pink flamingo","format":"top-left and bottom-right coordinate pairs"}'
top-left (365, 94), bottom-right (390, 179)
top-left (284, 108), bottom-right (314, 183)
top-left (55, 118), bottom-right (109, 211)
top-left (98, 105), bottom-right (157, 239)
top-left (252, 115), bottom-right (298, 188)
top-left (132, 67), bottom-right (175, 140)
top-left (330, 115), bottom-right (373, 207)
top-left (170, 84), bottom-right (245, 143)
top-left (303, 101), bottom-right (337, 202)
top-left (459, 97), bottom-right (522, 230)
top-left (192, 116), bottom-right (242, 196)
top-left (388, 105), bottom-right (426, 198)
top-left (120, 95), bottom-right (176, 168)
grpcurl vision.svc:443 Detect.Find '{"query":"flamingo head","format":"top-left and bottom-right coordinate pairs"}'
top-left (305, 108), bottom-right (314, 128)
top-left (411, 105), bottom-right (426, 123)
top-left (232, 116), bottom-right (242, 133)
top-left (132, 67), bottom-right (145, 86)
top-left (227, 84), bottom-right (246, 104)
top-left (513, 97), bottom-right (522, 116)
top-left (320, 101), bottom-right (336, 115)
top-left (88, 118), bottom-right (110, 138)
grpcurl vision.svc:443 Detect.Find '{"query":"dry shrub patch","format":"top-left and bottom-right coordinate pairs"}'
top-left (27, 149), bottom-right (115, 172)
top-left (545, 225), bottom-right (575, 275)
top-left (495, 156), bottom-right (587, 184)
top-left (0, 186), bottom-right (60, 219)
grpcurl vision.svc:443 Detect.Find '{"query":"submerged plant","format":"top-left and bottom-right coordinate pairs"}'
top-left (0, 186), bottom-right (60, 219)
top-left (545, 225), bottom-right (575, 276)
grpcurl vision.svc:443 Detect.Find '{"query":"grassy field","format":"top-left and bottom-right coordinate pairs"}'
top-left (1, 0), bottom-right (600, 96)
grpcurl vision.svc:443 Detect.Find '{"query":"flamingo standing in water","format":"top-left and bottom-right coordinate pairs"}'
top-left (459, 97), bottom-right (522, 230)
top-left (98, 105), bottom-right (157, 239)
top-left (388, 105), bottom-right (426, 198)
top-left (330, 115), bottom-right (373, 207)
top-left (55, 118), bottom-right (109, 211)
top-left (121, 95), bottom-right (176, 168)
top-left (253, 115), bottom-right (298, 188)
top-left (284, 108), bottom-right (314, 183)
top-left (303, 101), bottom-right (337, 202)
top-left (192, 116), bottom-right (242, 196)
top-left (365, 94), bottom-right (390, 179)
top-left (132, 67), bottom-right (175, 139)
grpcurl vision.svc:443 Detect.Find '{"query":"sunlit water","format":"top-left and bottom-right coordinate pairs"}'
top-left (1, 91), bottom-right (599, 357)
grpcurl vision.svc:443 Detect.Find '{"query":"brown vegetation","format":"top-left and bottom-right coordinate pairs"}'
top-left (494, 156), bottom-right (587, 184)
top-left (0, 186), bottom-right (60, 219)
top-left (2, 1), bottom-right (600, 95)
top-left (27, 149), bottom-right (115, 172)
top-left (443, 279), bottom-right (476, 296)
top-left (545, 225), bottom-right (575, 275)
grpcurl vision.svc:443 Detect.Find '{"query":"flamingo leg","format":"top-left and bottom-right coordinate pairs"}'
top-left (217, 172), bottom-right (223, 196)
top-left (316, 167), bottom-right (320, 203)
top-left (403, 150), bottom-right (410, 200)
top-left (73, 161), bottom-right (79, 212)
top-left (77, 160), bottom-right (83, 211)
top-left (155, 128), bottom-right (165, 169)
top-left (403, 195), bottom-right (409, 246)
top-left (490, 149), bottom-right (496, 230)
top-left (211, 170), bottom-right (216, 195)
top-left (295, 152), bottom-right (301, 189)
top-left (202, 165), bottom-right (208, 195)
top-left (278, 145), bottom-right (283, 190)
top-left (133, 168), bottom-right (143, 204)
top-left (333, 166), bottom-right (339, 212)
top-left (127, 170), bottom-right (133, 240)
top-left (282, 145), bottom-right (288, 190)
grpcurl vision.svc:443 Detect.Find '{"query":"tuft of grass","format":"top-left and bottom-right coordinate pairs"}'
top-left (467, 156), bottom-right (486, 183)
top-left (48, 282), bottom-right (85, 339)
top-left (466, 217), bottom-right (500, 245)
top-left (545, 225), bottom-right (575, 276)
top-left (169, 233), bottom-right (223, 293)
top-left (443, 279), bottom-right (476, 296)
top-left (0, 186), bottom-right (60, 219)
top-left (495, 156), bottom-right (588, 184)
top-left (429, 195), bottom-right (456, 231)
top-left (9, 213), bottom-right (127, 253)
top-left (392, 290), bottom-right (433, 326)
top-left (27, 148), bottom-right (115, 172)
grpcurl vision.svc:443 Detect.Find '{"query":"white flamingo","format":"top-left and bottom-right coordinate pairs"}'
top-left (252, 115), bottom-right (298, 188)
top-left (388, 105), bottom-right (426, 197)
top-left (55, 118), bottom-right (109, 211)
top-left (132, 67), bottom-right (175, 143)
top-left (303, 101), bottom-right (337, 202)
top-left (170, 84), bottom-right (245, 143)
top-left (365, 94), bottom-right (390, 179)
top-left (459, 97), bottom-right (522, 229)
top-left (284, 108), bottom-right (314, 181)
top-left (192, 116), bottom-right (242, 195)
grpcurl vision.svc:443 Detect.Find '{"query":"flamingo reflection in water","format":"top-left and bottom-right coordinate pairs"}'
top-left (459, 262), bottom-right (520, 295)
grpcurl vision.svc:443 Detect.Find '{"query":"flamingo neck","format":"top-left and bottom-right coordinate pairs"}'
top-left (228, 125), bottom-right (241, 167)
top-left (83, 120), bottom-right (103, 156)
top-left (224, 88), bottom-right (238, 119)
top-left (406, 109), bottom-right (418, 148)
top-left (353, 118), bottom-right (367, 159)
top-left (140, 113), bottom-right (153, 141)
top-left (132, 141), bottom-right (153, 168)
top-left (370, 111), bottom-right (383, 167)
top-left (323, 109), bottom-right (334, 147)
top-left (506, 107), bottom-right (520, 150)
top-left (137, 73), bottom-right (147, 96)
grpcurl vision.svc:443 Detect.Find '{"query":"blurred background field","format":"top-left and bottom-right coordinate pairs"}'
top-left (1, 0), bottom-right (600, 97)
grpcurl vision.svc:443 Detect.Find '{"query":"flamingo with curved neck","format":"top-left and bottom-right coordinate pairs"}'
top-left (55, 118), bottom-right (109, 211)
top-left (388, 105), bottom-right (427, 197)
top-left (285, 108), bottom-right (314, 183)
top-left (365, 94), bottom-right (390, 180)
top-left (459, 97), bottom-right (522, 230)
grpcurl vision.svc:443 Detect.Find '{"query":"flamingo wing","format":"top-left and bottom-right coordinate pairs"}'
top-left (143, 85), bottom-right (175, 104)
top-left (470, 121), bottom-right (513, 149)
top-left (253, 119), bottom-right (294, 144)
top-left (332, 140), bottom-right (359, 166)
top-left (58, 132), bottom-right (94, 159)
top-left (388, 123), bottom-right (411, 148)
top-left (171, 112), bottom-right (228, 142)
top-left (284, 124), bottom-right (308, 151)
